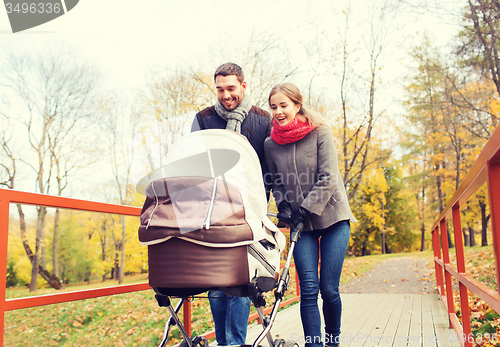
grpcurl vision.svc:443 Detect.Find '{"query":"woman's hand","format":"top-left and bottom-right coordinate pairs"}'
top-left (291, 206), bottom-right (309, 228)
top-left (277, 201), bottom-right (293, 226)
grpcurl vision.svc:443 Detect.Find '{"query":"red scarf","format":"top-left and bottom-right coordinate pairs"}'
top-left (271, 117), bottom-right (316, 145)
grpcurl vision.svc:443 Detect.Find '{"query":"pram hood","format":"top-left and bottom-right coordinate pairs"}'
top-left (137, 129), bottom-right (284, 251)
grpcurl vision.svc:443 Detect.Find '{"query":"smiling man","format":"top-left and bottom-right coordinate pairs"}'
top-left (190, 62), bottom-right (272, 346)
top-left (192, 62), bottom-right (271, 156)
top-left (191, 62), bottom-right (272, 196)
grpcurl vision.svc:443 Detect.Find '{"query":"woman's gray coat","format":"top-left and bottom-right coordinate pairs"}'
top-left (264, 125), bottom-right (357, 232)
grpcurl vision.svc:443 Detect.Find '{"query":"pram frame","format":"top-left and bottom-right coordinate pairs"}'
top-left (154, 223), bottom-right (302, 347)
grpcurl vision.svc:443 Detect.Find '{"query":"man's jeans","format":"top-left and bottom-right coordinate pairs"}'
top-left (293, 220), bottom-right (351, 347)
top-left (208, 289), bottom-right (251, 346)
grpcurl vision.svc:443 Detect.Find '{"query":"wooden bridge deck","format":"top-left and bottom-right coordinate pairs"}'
top-left (246, 294), bottom-right (460, 347)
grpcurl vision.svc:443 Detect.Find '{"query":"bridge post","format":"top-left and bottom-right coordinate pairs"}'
top-left (487, 159), bottom-right (500, 300)
top-left (183, 300), bottom-right (192, 337)
top-left (439, 219), bottom-right (454, 329)
top-left (0, 196), bottom-right (11, 345)
top-left (452, 205), bottom-right (472, 347)
top-left (432, 226), bottom-right (444, 296)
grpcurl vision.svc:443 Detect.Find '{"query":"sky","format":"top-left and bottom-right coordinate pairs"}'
top-left (0, 0), bottom-right (465, 203)
top-left (0, 0), bottom-right (463, 91)
top-left (1, 0), bottom-right (328, 90)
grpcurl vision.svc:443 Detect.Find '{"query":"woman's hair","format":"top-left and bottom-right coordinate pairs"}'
top-left (268, 82), bottom-right (328, 128)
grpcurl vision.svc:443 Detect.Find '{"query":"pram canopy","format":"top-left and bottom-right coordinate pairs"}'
top-left (137, 129), bottom-right (285, 292)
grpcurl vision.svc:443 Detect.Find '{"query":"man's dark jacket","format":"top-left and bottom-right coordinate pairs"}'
top-left (191, 105), bottom-right (272, 196)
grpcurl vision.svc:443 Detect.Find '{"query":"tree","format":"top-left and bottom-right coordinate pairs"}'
top-left (237, 33), bottom-right (300, 108)
top-left (383, 164), bottom-right (419, 253)
top-left (185, 32), bottom-right (301, 110)
top-left (405, 41), bottom-right (459, 247)
top-left (405, 37), bottom-right (497, 248)
top-left (400, 135), bottom-right (434, 252)
top-left (99, 95), bottom-right (141, 284)
top-left (137, 69), bottom-right (207, 171)
top-left (349, 167), bottom-right (388, 256)
top-left (335, 1), bottom-right (401, 201)
top-left (458, 0), bottom-right (500, 97)
top-left (0, 49), bottom-right (100, 291)
top-left (56, 210), bottom-right (105, 284)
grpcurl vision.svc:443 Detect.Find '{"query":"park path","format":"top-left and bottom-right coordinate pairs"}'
top-left (339, 256), bottom-right (437, 294)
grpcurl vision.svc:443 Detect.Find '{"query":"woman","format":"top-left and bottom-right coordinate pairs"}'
top-left (264, 83), bottom-right (357, 347)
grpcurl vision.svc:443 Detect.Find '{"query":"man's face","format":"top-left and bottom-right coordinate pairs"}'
top-left (215, 75), bottom-right (247, 111)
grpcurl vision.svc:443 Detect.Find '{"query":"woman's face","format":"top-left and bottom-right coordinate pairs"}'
top-left (269, 92), bottom-right (300, 126)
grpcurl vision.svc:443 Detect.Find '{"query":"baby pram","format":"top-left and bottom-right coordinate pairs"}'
top-left (137, 130), bottom-right (302, 347)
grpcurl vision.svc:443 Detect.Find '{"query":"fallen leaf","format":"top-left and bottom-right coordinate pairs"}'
top-left (471, 311), bottom-right (484, 320)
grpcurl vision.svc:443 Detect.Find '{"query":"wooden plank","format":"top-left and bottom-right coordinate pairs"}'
top-left (349, 294), bottom-right (395, 347)
top-left (429, 294), bottom-right (461, 347)
top-left (247, 294), bottom-right (382, 346)
top-left (422, 294), bottom-right (438, 347)
top-left (364, 294), bottom-right (405, 347)
top-left (375, 294), bottom-right (407, 347)
top-left (352, 294), bottom-right (404, 346)
top-left (407, 294), bottom-right (423, 347)
top-left (340, 293), bottom-right (380, 325)
top-left (391, 295), bottom-right (414, 347)
top-left (246, 294), bottom-right (460, 347)
top-left (340, 293), bottom-right (382, 337)
top-left (246, 303), bottom-right (301, 344)
top-left (335, 294), bottom-right (391, 347)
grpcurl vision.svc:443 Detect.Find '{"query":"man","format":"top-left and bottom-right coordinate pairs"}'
top-left (191, 62), bottom-right (272, 346)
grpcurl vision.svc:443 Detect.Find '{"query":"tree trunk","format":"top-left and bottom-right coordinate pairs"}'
top-left (420, 222), bottom-right (426, 251)
top-left (385, 242), bottom-right (392, 254)
top-left (52, 208), bottom-right (60, 278)
top-left (119, 215), bottom-right (126, 284)
top-left (469, 225), bottom-right (476, 247)
top-left (447, 223), bottom-right (454, 248)
top-left (381, 232), bottom-right (386, 254)
top-left (420, 184), bottom-right (426, 252)
top-left (41, 234), bottom-right (46, 270)
top-left (435, 162), bottom-right (454, 248)
top-left (18, 204), bottom-right (64, 290)
top-left (462, 226), bottom-right (469, 247)
top-left (467, 0), bottom-right (500, 97)
top-left (114, 252), bottom-right (119, 281)
top-left (480, 199), bottom-right (489, 246)
top-left (101, 219), bottom-right (107, 282)
top-left (30, 206), bottom-right (46, 291)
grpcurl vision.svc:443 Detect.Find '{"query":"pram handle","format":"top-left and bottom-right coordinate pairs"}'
top-left (276, 222), bottom-right (302, 298)
top-left (252, 222), bottom-right (303, 347)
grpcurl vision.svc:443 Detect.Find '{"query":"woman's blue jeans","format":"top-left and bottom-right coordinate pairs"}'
top-left (293, 220), bottom-right (350, 347)
top-left (208, 289), bottom-right (251, 345)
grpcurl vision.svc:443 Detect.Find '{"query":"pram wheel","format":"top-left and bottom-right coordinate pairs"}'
top-left (179, 336), bottom-right (208, 347)
top-left (282, 340), bottom-right (299, 347)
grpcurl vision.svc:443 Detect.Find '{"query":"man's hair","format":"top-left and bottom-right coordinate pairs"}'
top-left (214, 63), bottom-right (245, 83)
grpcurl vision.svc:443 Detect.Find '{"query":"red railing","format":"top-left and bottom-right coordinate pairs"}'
top-left (431, 125), bottom-right (500, 347)
top-left (0, 188), bottom-right (299, 345)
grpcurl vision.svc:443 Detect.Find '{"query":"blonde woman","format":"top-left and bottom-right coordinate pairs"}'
top-left (264, 83), bottom-right (357, 347)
